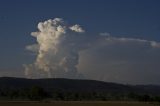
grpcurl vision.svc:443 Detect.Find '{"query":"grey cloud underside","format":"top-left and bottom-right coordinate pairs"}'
top-left (25, 18), bottom-right (160, 84)
top-left (78, 33), bottom-right (160, 84)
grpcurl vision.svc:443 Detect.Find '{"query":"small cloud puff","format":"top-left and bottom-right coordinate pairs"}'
top-left (69, 24), bottom-right (85, 33)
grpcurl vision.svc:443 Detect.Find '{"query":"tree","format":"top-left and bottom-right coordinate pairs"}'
top-left (139, 94), bottom-right (151, 102)
top-left (28, 86), bottom-right (47, 101)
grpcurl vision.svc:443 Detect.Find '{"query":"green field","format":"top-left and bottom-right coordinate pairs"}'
top-left (0, 101), bottom-right (158, 106)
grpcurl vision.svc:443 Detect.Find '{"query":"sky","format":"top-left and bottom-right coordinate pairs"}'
top-left (0, 0), bottom-right (160, 84)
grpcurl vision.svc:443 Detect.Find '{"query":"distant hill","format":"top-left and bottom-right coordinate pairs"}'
top-left (0, 77), bottom-right (160, 101)
top-left (0, 77), bottom-right (159, 95)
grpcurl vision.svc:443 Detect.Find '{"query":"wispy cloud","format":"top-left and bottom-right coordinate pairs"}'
top-left (99, 32), bottom-right (160, 48)
top-left (26, 44), bottom-right (39, 53)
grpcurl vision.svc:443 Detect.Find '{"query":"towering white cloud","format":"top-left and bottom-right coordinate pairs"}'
top-left (24, 18), bottom-right (85, 78)
top-left (24, 18), bottom-right (160, 82)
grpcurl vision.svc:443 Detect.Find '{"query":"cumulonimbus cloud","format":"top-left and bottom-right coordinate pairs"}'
top-left (24, 18), bottom-right (85, 78)
top-left (24, 18), bottom-right (160, 79)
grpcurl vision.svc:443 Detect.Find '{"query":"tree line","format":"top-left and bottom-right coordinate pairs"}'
top-left (0, 86), bottom-right (160, 102)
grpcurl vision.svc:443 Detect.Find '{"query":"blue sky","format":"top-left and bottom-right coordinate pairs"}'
top-left (0, 0), bottom-right (160, 84)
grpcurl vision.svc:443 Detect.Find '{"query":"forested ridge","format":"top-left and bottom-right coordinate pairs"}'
top-left (0, 77), bottom-right (160, 101)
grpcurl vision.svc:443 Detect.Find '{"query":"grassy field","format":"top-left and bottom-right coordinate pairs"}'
top-left (0, 101), bottom-right (159, 106)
